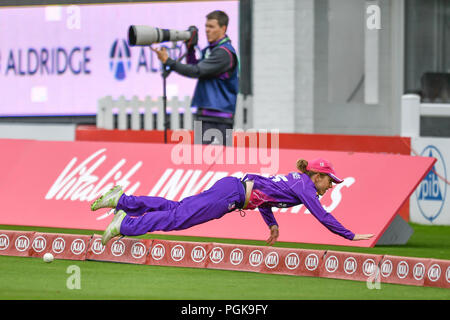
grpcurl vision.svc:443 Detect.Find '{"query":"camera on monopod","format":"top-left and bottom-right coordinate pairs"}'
top-left (128, 25), bottom-right (198, 46)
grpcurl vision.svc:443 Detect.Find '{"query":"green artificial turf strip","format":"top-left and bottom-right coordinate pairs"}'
top-left (0, 255), bottom-right (449, 300)
top-left (1, 222), bottom-right (449, 259)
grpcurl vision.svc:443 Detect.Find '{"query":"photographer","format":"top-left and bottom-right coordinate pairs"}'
top-left (152, 10), bottom-right (238, 146)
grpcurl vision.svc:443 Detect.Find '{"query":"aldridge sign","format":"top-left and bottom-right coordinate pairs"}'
top-left (0, 2), bottom-right (239, 116)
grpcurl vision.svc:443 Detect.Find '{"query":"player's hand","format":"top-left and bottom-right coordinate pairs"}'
top-left (150, 46), bottom-right (169, 64)
top-left (352, 234), bottom-right (374, 241)
top-left (266, 225), bottom-right (279, 246)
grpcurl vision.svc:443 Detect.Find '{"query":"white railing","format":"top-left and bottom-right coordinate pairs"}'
top-left (401, 94), bottom-right (450, 137)
top-left (96, 94), bottom-right (252, 131)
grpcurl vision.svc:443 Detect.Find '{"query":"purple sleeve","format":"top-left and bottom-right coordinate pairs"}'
top-left (258, 207), bottom-right (278, 228)
top-left (300, 193), bottom-right (355, 240)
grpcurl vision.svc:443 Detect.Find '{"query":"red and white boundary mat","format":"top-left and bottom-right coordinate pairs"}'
top-left (0, 230), bottom-right (448, 289)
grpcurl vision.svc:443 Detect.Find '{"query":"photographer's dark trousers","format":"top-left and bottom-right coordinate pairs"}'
top-left (194, 109), bottom-right (234, 146)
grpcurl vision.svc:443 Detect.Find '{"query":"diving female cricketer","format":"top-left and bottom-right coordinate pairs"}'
top-left (92, 158), bottom-right (374, 245)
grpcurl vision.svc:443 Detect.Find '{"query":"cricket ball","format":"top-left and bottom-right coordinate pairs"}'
top-left (43, 252), bottom-right (54, 263)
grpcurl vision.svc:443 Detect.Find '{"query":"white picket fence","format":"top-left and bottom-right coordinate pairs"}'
top-left (96, 94), bottom-right (252, 130)
top-left (401, 94), bottom-right (450, 137)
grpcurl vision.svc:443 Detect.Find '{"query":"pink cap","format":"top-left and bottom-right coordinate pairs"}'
top-left (306, 158), bottom-right (344, 184)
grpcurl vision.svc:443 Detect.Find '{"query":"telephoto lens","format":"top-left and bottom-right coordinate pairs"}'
top-left (128, 25), bottom-right (191, 46)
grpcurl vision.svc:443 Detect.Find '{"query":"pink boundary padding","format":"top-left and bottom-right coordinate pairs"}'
top-left (0, 230), bottom-right (448, 289)
top-left (0, 139), bottom-right (436, 247)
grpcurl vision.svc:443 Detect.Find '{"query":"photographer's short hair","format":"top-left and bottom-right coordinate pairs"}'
top-left (206, 10), bottom-right (229, 28)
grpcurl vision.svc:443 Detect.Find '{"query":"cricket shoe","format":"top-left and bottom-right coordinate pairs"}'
top-left (91, 185), bottom-right (123, 211)
top-left (102, 210), bottom-right (126, 245)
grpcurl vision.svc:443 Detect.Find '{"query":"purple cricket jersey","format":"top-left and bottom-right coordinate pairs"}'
top-left (243, 172), bottom-right (355, 240)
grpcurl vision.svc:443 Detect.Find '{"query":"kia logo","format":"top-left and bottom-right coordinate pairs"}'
top-left (71, 239), bottom-right (86, 255)
top-left (413, 262), bottom-right (426, 281)
top-left (396, 261), bottom-right (409, 279)
top-left (230, 248), bottom-right (243, 265)
top-left (52, 237), bottom-right (66, 254)
top-left (15, 235), bottom-right (30, 252)
top-left (151, 244), bottom-right (165, 261)
top-left (249, 250), bottom-right (263, 267)
top-left (111, 240), bottom-right (126, 257)
top-left (380, 259), bottom-right (393, 278)
top-left (91, 238), bottom-right (106, 255)
top-left (191, 246), bottom-right (206, 263)
top-left (344, 257), bottom-right (357, 275)
top-left (304, 253), bottom-right (319, 271)
top-left (427, 264), bottom-right (441, 282)
top-left (32, 236), bottom-right (47, 253)
top-left (285, 253), bottom-right (300, 270)
top-left (264, 252), bottom-right (279, 269)
top-left (0, 234), bottom-right (10, 251)
top-left (325, 255), bottom-right (339, 273)
top-left (209, 247), bottom-right (224, 264)
top-left (171, 245), bottom-right (185, 262)
top-left (362, 259), bottom-right (377, 277)
top-left (131, 242), bottom-right (147, 259)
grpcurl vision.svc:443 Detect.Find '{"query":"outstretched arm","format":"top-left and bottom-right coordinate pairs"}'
top-left (353, 234), bottom-right (374, 241)
top-left (258, 207), bottom-right (279, 245)
top-left (305, 195), bottom-right (374, 241)
top-left (300, 193), bottom-right (356, 240)
top-left (267, 225), bottom-right (279, 245)
top-left (258, 206), bottom-right (278, 229)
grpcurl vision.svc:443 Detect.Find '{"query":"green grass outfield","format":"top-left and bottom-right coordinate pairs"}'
top-left (0, 223), bottom-right (449, 300)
